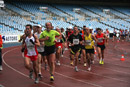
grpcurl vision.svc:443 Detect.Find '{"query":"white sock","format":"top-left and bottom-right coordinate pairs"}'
top-left (100, 58), bottom-right (102, 61)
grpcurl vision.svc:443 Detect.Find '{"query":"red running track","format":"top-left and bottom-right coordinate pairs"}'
top-left (0, 40), bottom-right (130, 87)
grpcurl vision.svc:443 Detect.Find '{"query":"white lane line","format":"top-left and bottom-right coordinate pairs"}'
top-left (2, 48), bottom-right (54, 87)
top-left (63, 56), bottom-right (130, 83)
top-left (41, 67), bottom-right (103, 87)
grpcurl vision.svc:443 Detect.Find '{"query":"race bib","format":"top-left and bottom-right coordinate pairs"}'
top-left (27, 46), bottom-right (36, 56)
top-left (73, 39), bottom-right (79, 45)
top-left (85, 40), bottom-right (91, 45)
top-left (98, 38), bottom-right (103, 43)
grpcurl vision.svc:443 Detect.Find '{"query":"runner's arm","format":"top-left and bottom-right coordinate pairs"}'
top-left (39, 32), bottom-right (49, 42)
top-left (34, 35), bottom-right (40, 46)
top-left (104, 34), bottom-right (108, 43)
top-left (92, 35), bottom-right (97, 43)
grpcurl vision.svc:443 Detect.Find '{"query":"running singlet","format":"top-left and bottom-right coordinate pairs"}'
top-left (55, 33), bottom-right (63, 48)
top-left (96, 33), bottom-right (105, 45)
top-left (39, 30), bottom-right (60, 46)
top-left (25, 36), bottom-right (38, 56)
top-left (68, 34), bottom-right (82, 46)
top-left (85, 34), bottom-right (94, 49)
top-left (35, 32), bottom-right (44, 52)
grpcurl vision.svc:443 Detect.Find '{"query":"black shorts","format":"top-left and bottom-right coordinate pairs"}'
top-left (81, 45), bottom-right (85, 49)
top-left (70, 46), bottom-right (81, 55)
top-left (113, 34), bottom-right (116, 37)
top-left (38, 52), bottom-right (46, 56)
top-left (85, 49), bottom-right (94, 54)
top-left (44, 45), bottom-right (56, 56)
top-left (97, 45), bottom-right (105, 50)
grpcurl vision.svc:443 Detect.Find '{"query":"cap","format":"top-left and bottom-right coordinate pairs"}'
top-left (34, 24), bottom-right (42, 27)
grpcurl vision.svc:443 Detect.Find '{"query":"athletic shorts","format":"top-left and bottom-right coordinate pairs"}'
top-left (81, 45), bottom-right (85, 49)
top-left (24, 55), bottom-right (38, 61)
top-left (55, 43), bottom-right (63, 48)
top-left (85, 49), bottom-right (94, 54)
top-left (70, 46), bottom-right (81, 55)
top-left (44, 45), bottom-right (56, 56)
top-left (38, 52), bottom-right (46, 56)
top-left (113, 34), bottom-right (116, 37)
top-left (97, 45), bottom-right (105, 50)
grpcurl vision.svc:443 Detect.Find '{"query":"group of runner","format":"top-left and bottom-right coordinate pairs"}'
top-left (20, 22), bottom-right (111, 84)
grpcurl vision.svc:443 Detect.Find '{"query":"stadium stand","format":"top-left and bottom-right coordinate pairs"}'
top-left (0, 1), bottom-right (130, 36)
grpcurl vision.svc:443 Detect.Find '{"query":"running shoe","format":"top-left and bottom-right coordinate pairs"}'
top-left (38, 74), bottom-right (43, 80)
top-left (87, 67), bottom-right (91, 71)
top-left (101, 60), bottom-right (104, 65)
top-left (91, 61), bottom-right (94, 64)
top-left (29, 70), bottom-right (33, 79)
top-left (84, 63), bottom-right (87, 67)
top-left (99, 60), bottom-right (102, 64)
top-left (70, 61), bottom-right (74, 66)
top-left (75, 67), bottom-right (79, 72)
top-left (0, 65), bottom-right (3, 71)
top-left (61, 55), bottom-right (63, 57)
top-left (34, 77), bottom-right (39, 84)
top-left (78, 58), bottom-right (81, 62)
top-left (50, 76), bottom-right (54, 81)
top-left (56, 61), bottom-right (61, 66)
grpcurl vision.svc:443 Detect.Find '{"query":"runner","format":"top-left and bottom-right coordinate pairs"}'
top-left (84, 28), bottom-right (97, 71)
top-left (96, 28), bottom-right (108, 65)
top-left (121, 29), bottom-right (125, 42)
top-left (104, 29), bottom-right (110, 38)
top-left (39, 22), bottom-right (60, 81)
top-left (22, 24), bottom-right (40, 84)
top-left (0, 34), bottom-right (3, 71)
top-left (125, 29), bottom-right (129, 41)
top-left (67, 26), bottom-right (74, 64)
top-left (129, 28), bottom-right (130, 41)
top-left (68, 26), bottom-right (83, 72)
top-left (55, 27), bottom-right (63, 66)
top-left (61, 28), bottom-right (66, 57)
top-left (112, 29), bottom-right (117, 42)
top-left (80, 27), bottom-right (87, 67)
top-left (35, 24), bottom-right (47, 80)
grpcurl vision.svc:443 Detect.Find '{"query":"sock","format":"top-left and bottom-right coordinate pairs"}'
top-left (51, 74), bottom-right (53, 76)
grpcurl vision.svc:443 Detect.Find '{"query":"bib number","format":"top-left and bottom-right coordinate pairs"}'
top-left (98, 38), bottom-right (103, 43)
top-left (73, 39), bottom-right (79, 45)
top-left (85, 40), bottom-right (91, 45)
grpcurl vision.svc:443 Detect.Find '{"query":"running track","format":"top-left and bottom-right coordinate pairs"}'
top-left (0, 40), bottom-right (130, 87)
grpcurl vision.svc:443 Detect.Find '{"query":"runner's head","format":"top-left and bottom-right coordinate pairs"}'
top-left (45, 22), bottom-right (52, 31)
top-left (56, 26), bottom-right (60, 32)
top-left (36, 24), bottom-right (42, 33)
top-left (83, 25), bottom-right (86, 29)
top-left (61, 28), bottom-right (64, 33)
top-left (85, 28), bottom-right (90, 34)
top-left (25, 24), bottom-right (32, 36)
top-left (73, 26), bottom-right (78, 33)
top-left (97, 28), bottom-right (102, 35)
top-left (33, 25), bottom-right (37, 34)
